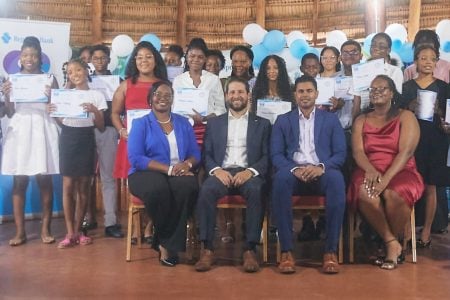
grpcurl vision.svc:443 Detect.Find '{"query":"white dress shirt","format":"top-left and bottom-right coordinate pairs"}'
top-left (172, 70), bottom-right (226, 116)
top-left (166, 130), bottom-right (180, 165)
top-left (293, 108), bottom-right (320, 166)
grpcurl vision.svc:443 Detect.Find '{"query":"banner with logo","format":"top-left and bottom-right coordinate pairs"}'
top-left (0, 18), bottom-right (71, 85)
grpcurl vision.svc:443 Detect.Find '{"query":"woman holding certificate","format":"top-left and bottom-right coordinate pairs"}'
top-left (172, 38), bottom-right (226, 147)
top-left (348, 75), bottom-right (424, 270)
top-left (1, 36), bottom-right (59, 246)
top-left (50, 58), bottom-right (107, 248)
top-left (251, 55), bottom-right (294, 119)
top-left (401, 45), bottom-right (450, 248)
top-left (128, 81), bottom-right (200, 267)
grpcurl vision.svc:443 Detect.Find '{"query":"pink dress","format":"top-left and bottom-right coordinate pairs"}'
top-left (347, 116), bottom-right (424, 210)
top-left (113, 79), bottom-right (157, 179)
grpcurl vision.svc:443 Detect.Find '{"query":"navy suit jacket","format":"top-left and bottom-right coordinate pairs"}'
top-left (128, 111), bottom-right (201, 175)
top-left (271, 108), bottom-right (346, 172)
top-left (203, 112), bottom-right (271, 177)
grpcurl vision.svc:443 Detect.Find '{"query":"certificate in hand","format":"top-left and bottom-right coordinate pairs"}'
top-left (334, 76), bottom-right (353, 100)
top-left (50, 89), bottom-right (88, 118)
top-left (127, 109), bottom-right (151, 133)
top-left (351, 58), bottom-right (384, 92)
top-left (256, 99), bottom-right (292, 124)
top-left (316, 77), bottom-right (335, 105)
top-left (88, 75), bottom-right (120, 101)
top-left (10, 74), bottom-right (52, 102)
top-left (416, 89), bottom-right (437, 122)
top-left (445, 99), bottom-right (450, 123)
top-left (172, 88), bottom-right (209, 117)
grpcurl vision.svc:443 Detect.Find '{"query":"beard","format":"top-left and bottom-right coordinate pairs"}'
top-left (228, 99), bottom-right (247, 112)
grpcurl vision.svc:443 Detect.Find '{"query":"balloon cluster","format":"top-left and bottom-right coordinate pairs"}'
top-left (108, 33), bottom-right (162, 78)
top-left (362, 20), bottom-right (450, 65)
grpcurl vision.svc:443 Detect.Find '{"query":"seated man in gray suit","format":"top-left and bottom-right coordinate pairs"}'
top-left (195, 77), bottom-right (271, 273)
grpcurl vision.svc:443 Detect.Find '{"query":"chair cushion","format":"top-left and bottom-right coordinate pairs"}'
top-left (291, 195), bottom-right (326, 207)
top-left (131, 195), bottom-right (144, 206)
top-left (217, 195), bottom-right (246, 206)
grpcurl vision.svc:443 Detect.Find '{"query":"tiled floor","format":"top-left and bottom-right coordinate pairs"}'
top-left (1, 213), bottom-right (450, 299)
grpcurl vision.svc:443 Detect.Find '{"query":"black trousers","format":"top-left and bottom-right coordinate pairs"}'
top-left (196, 168), bottom-right (264, 250)
top-left (128, 171), bottom-right (198, 254)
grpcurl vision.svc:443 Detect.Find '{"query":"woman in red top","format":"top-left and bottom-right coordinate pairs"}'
top-left (111, 41), bottom-right (168, 178)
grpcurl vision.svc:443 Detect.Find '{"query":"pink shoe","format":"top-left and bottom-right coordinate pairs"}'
top-left (58, 235), bottom-right (76, 249)
top-left (78, 233), bottom-right (93, 245)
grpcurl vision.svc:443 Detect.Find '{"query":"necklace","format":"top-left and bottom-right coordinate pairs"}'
top-left (157, 115), bottom-right (171, 124)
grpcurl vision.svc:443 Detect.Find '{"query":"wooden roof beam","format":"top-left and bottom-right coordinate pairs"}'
top-left (408, 0), bottom-right (421, 42)
top-left (92, 0), bottom-right (103, 44)
top-left (176, 0), bottom-right (187, 47)
top-left (365, 0), bottom-right (386, 35)
top-left (256, 0), bottom-right (265, 28)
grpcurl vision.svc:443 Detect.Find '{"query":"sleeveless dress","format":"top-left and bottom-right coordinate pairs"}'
top-left (2, 102), bottom-right (60, 175)
top-left (347, 116), bottom-right (424, 210)
top-left (113, 79), bottom-right (156, 179)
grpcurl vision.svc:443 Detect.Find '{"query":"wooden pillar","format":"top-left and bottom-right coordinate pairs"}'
top-left (408, 0), bottom-right (421, 42)
top-left (255, 0), bottom-right (265, 28)
top-left (176, 0), bottom-right (187, 47)
top-left (92, 0), bottom-right (103, 44)
top-left (365, 0), bottom-right (386, 34)
top-left (312, 0), bottom-right (318, 45)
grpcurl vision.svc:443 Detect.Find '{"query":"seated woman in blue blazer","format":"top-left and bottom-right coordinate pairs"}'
top-left (128, 81), bottom-right (200, 267)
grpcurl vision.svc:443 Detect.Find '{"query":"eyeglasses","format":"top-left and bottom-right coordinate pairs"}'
top-left (136, 55), bottom-right (154, 61)
top-left (321, 56), bottom-right (337, 61)
top-left (341, 51), bottom-right (360, 57)
top-left (92, 56), bottom-right (108, 62)
top-left (153, 92), bottom-right (173, 100)
top-left (368, 87), bottom-right (390, 94)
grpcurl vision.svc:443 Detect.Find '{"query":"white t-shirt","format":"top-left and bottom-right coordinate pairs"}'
top-left (62, 89), bottom-right (107, 127)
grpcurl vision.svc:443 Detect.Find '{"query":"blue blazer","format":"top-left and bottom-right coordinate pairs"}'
top-left (128, 111), bottom-right (201, 175)
top-left (271, 108), bottom-right (346, 172)
top-left (203, 112), bottom-right (271, 176)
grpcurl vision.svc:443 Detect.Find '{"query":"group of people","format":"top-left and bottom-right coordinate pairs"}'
top-left (0, 28), bottom-right (449, 275)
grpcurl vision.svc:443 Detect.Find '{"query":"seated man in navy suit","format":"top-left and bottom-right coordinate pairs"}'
top-left (271, 75), bottom-right (346, 274)
top-left (195, 77), bottom-right (271, 273)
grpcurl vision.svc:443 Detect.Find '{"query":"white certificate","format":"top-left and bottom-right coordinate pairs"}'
top-left (416, 89), bottom-right (437, 122)
top-left (127, 109), bottom-right (151, 133)
top-left (50, 89), bottom-right (88, 118)
top-left (88, 75), bottom-right (120, 101)
top-left (172, 88), bottom-right (209, 117)
top-left (334, 76), bottom-right (353, 100)
top-left (316, 77), bottom-right (335, 105)
top-left (445, 99), bottom-right (450, 123)
top-left (10, 74), bottom-right (52, 103)
top-left (351, 58), bottom-right (384, 92)
top-left (256, 99), bottom-right (291, 124)
top-left (167, 66), bottom-right (184, 83)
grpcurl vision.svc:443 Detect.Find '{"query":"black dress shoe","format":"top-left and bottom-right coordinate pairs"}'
top-left (297, 215), bottom-right (317, 241)
top-left (81, 218), bottom-right (98, 231)
top-left (105, 225), bottom-right (124, 238)
top-left (315, 216), bottom-right (326, 240)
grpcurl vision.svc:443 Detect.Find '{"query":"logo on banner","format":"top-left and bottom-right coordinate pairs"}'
top-left (1, 32), bottom-right (11, 44)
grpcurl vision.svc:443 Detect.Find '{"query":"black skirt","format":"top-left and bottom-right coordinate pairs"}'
top-left (59, 125), bottom-right (96, 177)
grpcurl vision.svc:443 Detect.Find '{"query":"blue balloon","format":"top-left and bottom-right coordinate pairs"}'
top-left (251, 44), bottom-right (270, 68)
top-left (399, 42), bottom-right (413, 64)
top-left (306, 47), bottom-right (320, 57)
top-left (363, 33), bottom-right (376, 56)
top-left (262, 30), bottom-right (286, 53)
top-left (140, 33), bottom-right (161, 51)
top-left (391, 39), bottom-right (403, 53)
top-left (443, 41), bottom-right (450, 53)
top-left (290, 39), bottom-right (309, 59)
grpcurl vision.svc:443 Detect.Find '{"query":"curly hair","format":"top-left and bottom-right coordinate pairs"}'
top-left (20, 36), bottom-right (42, 71)
top-left (230, 45), bottom-right (255, 77)
top-left (252, 55), bottom-right (294, 111)
top-left (413, 29), bottom-right (440, 50)
top-left (125, 41), bottom-right (168, 84)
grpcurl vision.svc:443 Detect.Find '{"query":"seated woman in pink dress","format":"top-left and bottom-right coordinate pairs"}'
top-left (347, 75), bottom-right (424, 270)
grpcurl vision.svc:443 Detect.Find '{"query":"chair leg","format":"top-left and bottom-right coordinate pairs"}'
top-left (348, 209), bottom-right (355, 263)
top-left (126, 205), bottom-right (134, 262)
top-left (338, 228), bottom-right (344, 264)
top-left (411, 207), bottom-right (417, 263)
top-left (262, 215), bottom-right (268, 263)
top-left (136, 210), bottom-right (142, 248)
top-left (276, 232), bottom-right (281, 263)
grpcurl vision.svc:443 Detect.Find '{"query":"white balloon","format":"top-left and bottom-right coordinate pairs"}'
top-left (67, 46), bottom-right (73, 60)
top-left (286, 31), bottom-right (307, 47)
top-left (385, 23), bottom-right (408, 43)
top-left (243, 23), bottom-right (267, 46)
top-left (436, 19), bottom-right (450, 43)
top-left (326, 30), bottom-right (347, 50)
top-left (108, 51), bottom-right (119, 71)
top-left (276, 48), bottom-right (300, 73)
top-left (111, 34), bottom-right (135, 57)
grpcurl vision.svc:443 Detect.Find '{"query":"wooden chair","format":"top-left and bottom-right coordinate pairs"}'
top-left (348, 206), bottom-right (417, 263)
top-left (276, 195), bottom-right (344, 264)
top-left (217, 195), bottom-right (268, 263)
top-left (126, 195), bottom-right (146, 262)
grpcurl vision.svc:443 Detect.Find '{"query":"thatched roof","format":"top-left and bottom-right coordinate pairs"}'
top-left (4, 0), bottom-right (450, 49)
